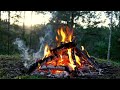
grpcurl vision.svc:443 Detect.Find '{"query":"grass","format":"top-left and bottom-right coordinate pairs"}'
top-left (0, 54), bottom-right (21, 61)
top-left (96, 58), bottom-right (120, 67)
top-left (0, 55), bottom-right (120, 79)
top-left (0, 54), bottom-right (23, 79)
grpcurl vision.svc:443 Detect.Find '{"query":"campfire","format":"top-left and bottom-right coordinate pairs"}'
top-left (28, 26), bottom-right (102, 78)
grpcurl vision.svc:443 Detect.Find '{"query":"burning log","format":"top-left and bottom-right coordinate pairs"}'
top-left (29, 63), bottom-right (71, 75)
top-left (28, 42), bottom-right (76, 74)
top-left (75, 47), bottom-right (100, 70)
top-left (27, 26), bottom-right (102, 78)
top-left (28, 56), bottom-right (54, 74)
top-left (28, 42), bottom-right (100, 74)
top-left (51, 41), bottom-right (76, 55)
top-left (40, 65), bottom-right (71, 73)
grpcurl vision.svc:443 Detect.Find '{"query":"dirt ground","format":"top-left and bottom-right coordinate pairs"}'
top-left (0, 57), bottom-right (120, 79)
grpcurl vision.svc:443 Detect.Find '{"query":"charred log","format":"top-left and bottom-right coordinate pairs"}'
top-left (28, 62), bottom-right (39, 74)
top-left (40, 66), bottom-right (71, 74)
top-left (75, 47), bottom-right (100, 70)
top-left (28, 42), bottom-right (76, 74)
top-left (51, 42), bottom-right (76, 54)
top-left (28, 56), bottom-right (55, 74)
top-left (28, 41), bottom-right (101, 76)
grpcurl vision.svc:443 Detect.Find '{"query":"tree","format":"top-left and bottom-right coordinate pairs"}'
top-left (50, 11), bottom-right (79, 28)
top-left (118, 11), bottom-right (120, 28)
top-left (106, 11), bottom-right (113, 64)
top-left (114, 11), bottom-right (120, 28)
top-left (29, 11), bottom-right (33, 49)
top-left (50, 11), bottom-right (104, 30)
top-left (7, 11), bottom-right (10, 55)
top-left (0, 11), bottom-right (1, 38)
top-left (22, 11), bottom-right (26, 40)
top-left (0, 11), bottom-right (1, 29)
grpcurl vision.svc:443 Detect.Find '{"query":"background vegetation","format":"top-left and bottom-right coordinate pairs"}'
top-left (0, 11), bottom-right (120, 79)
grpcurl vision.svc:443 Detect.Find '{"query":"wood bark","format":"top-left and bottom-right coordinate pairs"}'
top-left (107, 11), bottom-right (113, 64)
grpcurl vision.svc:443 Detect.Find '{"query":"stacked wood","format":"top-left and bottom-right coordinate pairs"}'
top-left (28, 42), bottom-right (76, 74)
top-left (28, 41), bottom-right (100, 77)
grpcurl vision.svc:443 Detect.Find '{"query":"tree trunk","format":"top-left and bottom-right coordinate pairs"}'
top-left (0, 11), bottom-right (1, 31)
top-left (0, 11), bottom-right (1, 42)
top-left (0, 11), bottom-right (1, 21)
top-left (22, 11), bottom-right (25, 40)
top-left (118, 11), bottom-right (120, 29)
top-left (107, 11), bottom-right (113, 64)
top-left (8, 11), bottom-right (10, 55)
top-left (71, 11), bottom-right (74, 29)
top-left (29, 11), bottom-right (33, 49)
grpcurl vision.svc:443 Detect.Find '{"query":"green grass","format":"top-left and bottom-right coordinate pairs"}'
top-left (0, 54), bottom-right (21, 61)
top-left (96, 58), bottom-right (120, 67)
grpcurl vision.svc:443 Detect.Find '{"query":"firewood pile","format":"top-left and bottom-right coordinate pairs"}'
top-left (28, 26), bottom-right (102, 78)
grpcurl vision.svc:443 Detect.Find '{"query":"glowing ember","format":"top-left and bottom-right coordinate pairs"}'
top-left (51, 70), bottom-right (63, 74)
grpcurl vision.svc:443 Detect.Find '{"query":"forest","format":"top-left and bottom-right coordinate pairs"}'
top-left (0, 11), bottom-right (120, 79)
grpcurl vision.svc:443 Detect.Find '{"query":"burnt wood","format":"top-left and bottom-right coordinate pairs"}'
top-left (28, 42), bottom-right (76, 74)
top-left (28, 56), bottom-right (55, 74)
top-left (40, 66), bottom-right (71, 74)
top-left (51, 42), bottom-right (76, 54)
top-left (75, 47), bottom-right (99, 70)
top-left (28, 41), bottom-right (100, 74)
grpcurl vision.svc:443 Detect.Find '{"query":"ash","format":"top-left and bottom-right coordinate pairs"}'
top-left (31, 70), bottom-right (69, 78)
top-left (48, 71), bottom-right (69, 78)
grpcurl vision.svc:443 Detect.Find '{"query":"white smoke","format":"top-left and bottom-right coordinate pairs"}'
top-left (13, 38), bottom-right (31, 68)
top-left (13, 24), bottom-right (54, 68)
top-left (33, 24), bottom-right (54, 61)
top-left (32, 37), bottom-right (45, 61)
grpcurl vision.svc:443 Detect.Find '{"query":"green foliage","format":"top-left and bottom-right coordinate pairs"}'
top-left (0, 22), bottom-right (20, 55)
top-left (94, 41), bottom-right (108, 58)
top-left (75, 26), bottom-right (109, 59)
top-left (0, 11), bottom-right (120, 62)
top-left (96, 58), bottom-right (120, 67)
top-left (110, 27), bottom-right (120, 60)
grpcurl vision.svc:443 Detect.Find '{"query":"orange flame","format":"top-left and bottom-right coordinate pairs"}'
top-left (56, 36), bottom-right (58, 41)
top-left (44, 44), bottom-right (51, 58)
top-left (60, 28), bottom-right (66, 42)
top-left (75, 55), bottom-right (81, 66)
top-left (67, 49), bottom-right (76, 70)
top-left (66, 26), bottom-right (73, 42)
top-left (81, 46), bottom-right (90, 58)
top-left (37, 26), bottom-right (92, 75)
top-left (51, 70), bottom-right (63, 74)
top-left (56, 27), bottom-right (73, 44)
